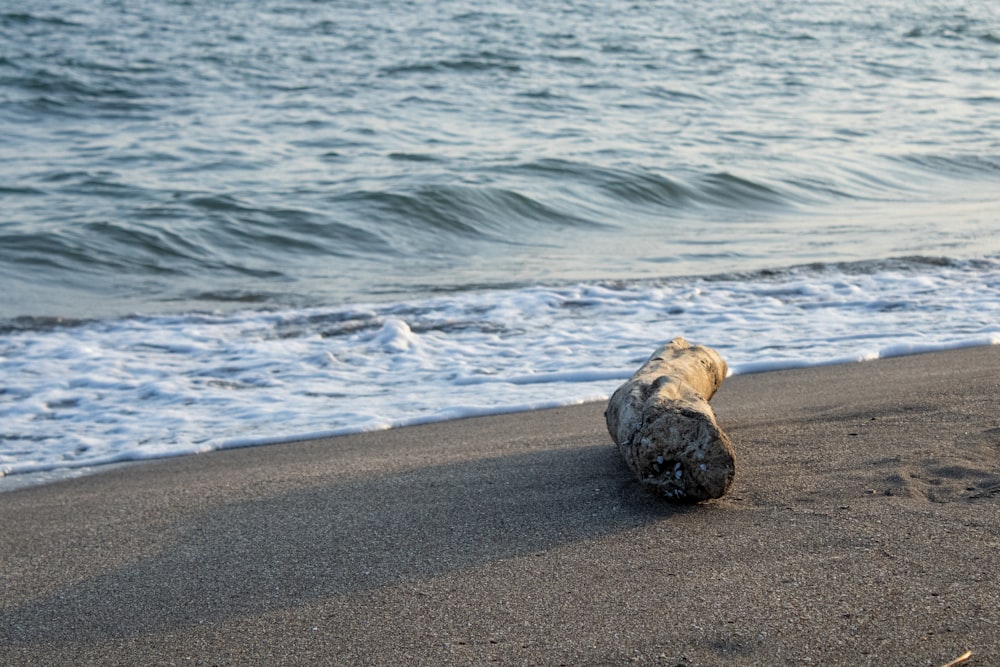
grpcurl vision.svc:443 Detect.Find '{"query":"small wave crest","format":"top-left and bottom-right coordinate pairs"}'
top-left (894, 153), bottom-right (1000, 179)
top-left (0, 11), bottom-right (82, 28)
top-left (379, 51), bottom-right (523, 77)
top-left (334, 184), bottom-right (607, 243)
top-left (495, 159), bottom-right (798, 215)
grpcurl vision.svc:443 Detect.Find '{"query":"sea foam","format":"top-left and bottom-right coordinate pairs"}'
top-left (1, 257), bottom-right (997, 481)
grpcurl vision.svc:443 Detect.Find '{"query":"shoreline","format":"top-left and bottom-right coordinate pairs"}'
top-left (2, 345), bottom-right (999, 665)
top-left (3, 253), bottom-right (998, 486)
top-left (2, 342), bottom-right (996, 494)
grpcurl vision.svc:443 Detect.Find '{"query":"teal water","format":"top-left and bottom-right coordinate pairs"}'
top-left (2, 0), bottom-right (998, 319)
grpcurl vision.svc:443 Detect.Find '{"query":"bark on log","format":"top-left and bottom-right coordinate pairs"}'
top-left (605, 337), bottom-right (735, 501)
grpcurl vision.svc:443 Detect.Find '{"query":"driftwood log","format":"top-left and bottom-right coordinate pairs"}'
top-left (605, 337), bottom-right (735, 501)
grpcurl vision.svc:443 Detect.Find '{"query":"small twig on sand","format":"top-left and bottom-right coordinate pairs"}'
top-left (940, 650), bottom-right (973, 667)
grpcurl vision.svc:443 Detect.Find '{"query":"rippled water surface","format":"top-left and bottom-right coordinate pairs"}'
top-left (1, 0), bottom-right (998, 479)
top-left (3, 0), bottom-right (999, 317)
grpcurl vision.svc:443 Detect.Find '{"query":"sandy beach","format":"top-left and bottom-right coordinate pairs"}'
top-left (1, 345), bottom-right (998, 666)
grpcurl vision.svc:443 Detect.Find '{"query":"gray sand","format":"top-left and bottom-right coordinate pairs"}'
top-left (1, 346), bottom-right (998, 665)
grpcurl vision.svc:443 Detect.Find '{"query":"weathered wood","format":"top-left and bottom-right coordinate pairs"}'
top-left (605, 337), bottom-right (735, 501)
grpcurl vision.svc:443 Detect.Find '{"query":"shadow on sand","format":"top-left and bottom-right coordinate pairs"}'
top-left (1, 442), bottom-right (705, 644)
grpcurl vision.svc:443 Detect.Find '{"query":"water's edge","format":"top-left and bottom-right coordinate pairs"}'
top-left (3, 340), bottom-right (996, 493)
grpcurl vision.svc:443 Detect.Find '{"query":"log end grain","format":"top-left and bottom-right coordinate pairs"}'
top-left (619, 401), bottom-right (735, 501)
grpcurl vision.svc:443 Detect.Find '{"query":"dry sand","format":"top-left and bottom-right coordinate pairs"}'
top-left (1, 345), bottom-right (998, 666)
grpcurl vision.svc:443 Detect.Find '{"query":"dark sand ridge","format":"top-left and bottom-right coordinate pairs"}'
top-left (1, 345), bottom-right (998, 666)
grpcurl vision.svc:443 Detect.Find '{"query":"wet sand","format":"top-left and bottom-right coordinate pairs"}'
top-left (1, 345), bottom-right (998, 666)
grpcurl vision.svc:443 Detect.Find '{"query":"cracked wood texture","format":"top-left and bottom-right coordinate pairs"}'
top-left (605, 337), bottom-right (735, 501)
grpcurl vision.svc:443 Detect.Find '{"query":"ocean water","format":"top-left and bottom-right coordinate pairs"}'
top-left (1, 0), bottom-right (999, 483)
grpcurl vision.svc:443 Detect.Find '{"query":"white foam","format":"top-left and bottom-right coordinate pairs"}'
top-left (1, 257), bottom-right (998, 481)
